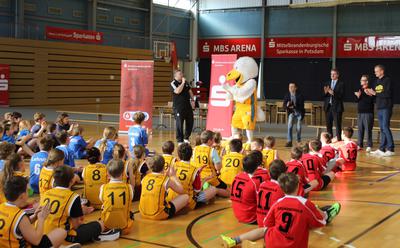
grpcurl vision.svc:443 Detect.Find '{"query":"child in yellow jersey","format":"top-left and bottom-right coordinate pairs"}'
top-left (112, 143), bottom-right (128, 180)
top-left (82, 147), bottom-right (107, 210)
top-left (0, 176), bottom-right (70, 248)
top-left (139, 155), bottom-right (189, 220)
top-left (39, 149), bottom-right (65, 194)
top-left (191, 130), bottom-right (230, 197)
top-left (100, 159), bottom-right (134, 234)
top-left (220, 139), bottom-right (244, 186)
top-left (40, 165), bottom-right (120, 244)
top-left (250, 138), bottom-right (264, 152)
top-left (222, 133), bottom-right (251, 156)
top-left (167, 143), bottom-right (216, 210)
top-left (162, 141), bottom-right (177, 172)
top-left (126, 145), bottom-right (149, 201)
top-left (262, 136), bottom-right (279, 169)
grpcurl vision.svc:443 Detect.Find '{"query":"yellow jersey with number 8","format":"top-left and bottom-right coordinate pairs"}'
top-left (100, 181), bottom-right (133, 230)
top-left (0, 203), bottom-right (26, 248)
top-left (40, 187), bottom-right (78, 235)
top-left (139, 173), bottom-right (169, 220)
top-left (220, 152), bottom-right (244, 185)
top-left (83, 163), bottom-right (108, 209)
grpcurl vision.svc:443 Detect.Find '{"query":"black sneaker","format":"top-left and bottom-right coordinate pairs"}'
top-left (285, 141), bottom-right (292, 148)
top-left (96, 229), bottom-right (121, 242)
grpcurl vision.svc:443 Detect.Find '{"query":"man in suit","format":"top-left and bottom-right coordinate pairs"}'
top-left (284, 82), bottom-right (305, 147)
top-left (323, 68), bottom-right (344, 141)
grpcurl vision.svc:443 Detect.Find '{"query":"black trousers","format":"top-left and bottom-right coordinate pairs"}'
top-left (175, 110), bottom-right (193, 142)
top-left (325, 105), bottom-right (342, 141)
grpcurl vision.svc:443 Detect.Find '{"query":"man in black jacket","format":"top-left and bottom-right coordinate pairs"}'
top-left (323, 68), bottom-right (345, 141)
top-left (354, 74), bottom-right (374, 152)
top-left (366, 65), bottom-right (395, 156)
top-left (284, 82), bottom-right (305, 147)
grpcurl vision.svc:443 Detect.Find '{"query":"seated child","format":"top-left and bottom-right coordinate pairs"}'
top-left (0, 153), bottom-right (28, 204)
top-left (139, 155), bottom-right (189, 220)
top-left (333, 127), bottom-right (358, 171)
top-left (46, 123), bottom-right (60, 148)
top-left (0, 176), bottom-right (68, 248)
top-left (82, 147), bottom-right (108, 209)
top-left (221, 173), bottom-right (341, 248)
top-left (0, 142), bottom-right (15, 171)
top-left (251, 150), bottom-right (271, 184)
top-left (128, 112), bottom-right (149, 155)
top-left (213, 132), bottom-right (223, 157)
top-left (2, 122), bottom-right (18, 144)
top-left (69, 126), bottom-right (94, 159)
top-left (250, 138), bottom-right (264, 152)
top-left (95, 126), bottom-right (118, 165)
top-left (262, 136), bottom-right (279, 169)
top-left (220, 139), bottom-right (244, 186)
top-left (100, 159), bottom-right (134, 234)
top-left (320, 132), bottom-right (337, 162)
top-left (126, 145), bottom-right (149, 201)
top-left (301, 140), bottom-right (336, 191)
top-left (39, 149), bottom-right (65, 194)
top-left (16, 120), bottom-right (31, 142)
top-left (167, 143), bottom-right (216, 210)
top-left (162, 141), bottom-right (176, 171)
top-left (256, 160), bottom-right (286, 227)
top-left (40, 165), bottom-right (120, 244)
top-left (30, 112), bottom-right (47, 138)
top-left (29, 135), bottom-right (54, 193)
top-left (56, 131), bottom-right (75, 167)
top-left (231, 152), bottom-right (265, 224)
top-left (286, 147), bottom-right (310, 196)
top-left (192, 130), bottom-right (229, 197)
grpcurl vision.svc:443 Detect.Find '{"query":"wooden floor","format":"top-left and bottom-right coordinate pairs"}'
top-left (26, 123), bottom-right (400, 248)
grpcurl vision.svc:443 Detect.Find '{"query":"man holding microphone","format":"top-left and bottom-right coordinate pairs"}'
top-left (170, 70), bottom-right (195, 145)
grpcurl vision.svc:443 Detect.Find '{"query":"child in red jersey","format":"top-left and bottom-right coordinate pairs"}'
top-left (231, 152), bottom-right (264, 224)
top-left (301, 140), bottom-right (336, 191)
top-left (320, 132), bottom-right (337, 162)
top-left (221, 173), bottom-right (341, 248)
top-left (256, 160), bottom-right (286, 227)
top-left (250, 150), bottom-right (270, 184)
top-left (333, 127), bottom-right (358, 171)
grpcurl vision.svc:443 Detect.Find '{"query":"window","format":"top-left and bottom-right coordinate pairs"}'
top-left (153, 0), bottom-right (193, 10)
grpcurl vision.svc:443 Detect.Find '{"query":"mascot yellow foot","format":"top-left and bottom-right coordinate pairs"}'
top-left (223, 56), bottom-right (265, 142)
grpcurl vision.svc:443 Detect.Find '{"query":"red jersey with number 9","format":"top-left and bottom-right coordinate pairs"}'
top-left (264, 195), bottom-right (326, 248)
top-left (256, 179), bottom-right (285, 227)
top-left (338, 141), bottom-right (358, 171)
top-left (231, 172), bottom-right (263, 223)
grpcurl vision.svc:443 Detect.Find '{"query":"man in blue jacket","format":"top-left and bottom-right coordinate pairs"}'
top-left (284, 82), bottom-right (305, 147)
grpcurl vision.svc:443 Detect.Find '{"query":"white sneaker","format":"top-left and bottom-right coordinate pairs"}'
top-left (366, 147), bottom-right (372, 153)
top-left (96, 229), bottom-right (120, 242)
top-left (370, 149), bottom-right (385, 156)
top-left (62, 243), bottom-right (81, 248)
top-left (184, 139), bottom-right (190, 143)
top-left (384, 151), bottom-right (395, 157)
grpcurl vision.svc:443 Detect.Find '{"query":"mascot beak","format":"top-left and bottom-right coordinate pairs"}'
top-left (226, 69), bottom-right (243, 84)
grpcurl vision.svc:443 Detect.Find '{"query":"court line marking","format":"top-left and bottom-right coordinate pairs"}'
top-left (337, 208), bottom-right (400, 248)
top-left (120, 237), bottom-right (179, 248)
top-left (375, 171), bottom-right (400, 182)
top-left (186, 207), bottom-right (230, 248)
top-left (357, 159), bottom-right (398, 170)
top-left (312, 198), bottom-right (400, 207)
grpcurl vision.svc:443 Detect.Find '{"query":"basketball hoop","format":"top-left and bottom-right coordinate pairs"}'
top-left (164, 56), bottom-right (171, 63)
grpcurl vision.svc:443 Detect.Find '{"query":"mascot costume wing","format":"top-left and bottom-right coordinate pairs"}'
top-left (222, 56), bottom-right (265, 142)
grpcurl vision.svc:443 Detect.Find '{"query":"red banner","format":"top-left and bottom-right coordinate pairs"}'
top-left (119, 60), bottom-right (154, 133)
top-left (206, 54), bottom-right (237, 138)
top-left (0, 64), bottom-right (9, 106)
top-left (198, 38), bottom-right (261, 58)
top-left (46, 26), bottom-right (103, 44)
top-left (337, 36), bottom-right (400, 58)
top-left (266, 37), bottom-right (332, 58)
top-left (171, 41), bottom-right (178, 70)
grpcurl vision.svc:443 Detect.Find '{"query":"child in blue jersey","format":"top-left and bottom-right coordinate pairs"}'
top-left (128, 112), bottom-right (149, 156)
top-left (16, 120), bottom-right (31, 141)
top-left (69, 126), bottom-right (95, 159)
top-left (95, 126), bottom-right (118, 164)
top-left (2, 122), bottom-right (17, 144)
top-left (55, 131), bottom-right (75, 167)
top-left (0, 142), bottom-right (15, 171)
top-left (29, 135), bottom-right (54, 193)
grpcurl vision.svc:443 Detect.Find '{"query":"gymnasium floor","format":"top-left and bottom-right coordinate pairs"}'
top-left (76, 124), bottom-right (399, 248)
